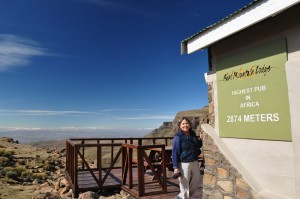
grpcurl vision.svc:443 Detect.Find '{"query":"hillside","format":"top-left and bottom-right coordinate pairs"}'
top-left (0, 137), bottom-right (67, 199)
top-left (0, 137), bottom-right (132, 199)
top-left (145, 106), bottom-right (209, 139)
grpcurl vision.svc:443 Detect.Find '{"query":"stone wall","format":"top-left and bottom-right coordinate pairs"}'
top-left (202, 82), bottom-right (262, 199)
top-left (202, 133), bottom-right (262, 199)
top-left (208, 83), bottom-right (215, 128)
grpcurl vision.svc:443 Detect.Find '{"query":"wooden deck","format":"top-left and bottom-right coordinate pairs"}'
top-left (77, 166), bottom-right (203, 198)
top-left (65, 137), bottom-right (204, 198)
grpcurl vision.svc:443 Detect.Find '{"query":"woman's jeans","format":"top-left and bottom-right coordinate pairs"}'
top-left (177, 161), bottom-right (200, 199)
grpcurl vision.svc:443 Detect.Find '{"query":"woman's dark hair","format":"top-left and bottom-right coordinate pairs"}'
top-left (177, 117), bottom-right (191, 127)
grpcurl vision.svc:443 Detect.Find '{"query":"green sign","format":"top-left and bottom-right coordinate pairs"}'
top-left (216, 39), bottom-right (291, 141)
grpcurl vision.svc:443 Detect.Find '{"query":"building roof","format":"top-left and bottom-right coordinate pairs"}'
top-left (181, 0), bottom-right (300, 55)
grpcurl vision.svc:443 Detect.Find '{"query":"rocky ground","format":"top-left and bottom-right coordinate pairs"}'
top-left (0, 137), bottom-right (133, 199)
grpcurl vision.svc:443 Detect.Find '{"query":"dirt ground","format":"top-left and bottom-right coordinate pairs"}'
top-left (0, 183), bottom-right (35, 199)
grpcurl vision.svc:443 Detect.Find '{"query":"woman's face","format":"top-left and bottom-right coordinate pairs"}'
top-left (180, 119), bottom-right (190, 133)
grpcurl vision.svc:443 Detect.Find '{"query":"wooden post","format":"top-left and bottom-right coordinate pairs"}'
top-left (98, 145), bottom-right (102, 183)
top-left (66, 141), bottom-right (69, 173)
top-left (71, 145), bottom-right (74, 184)
top-left (121, 145), bottom-right (127, 185)
top-left (74, 145), bottom-right (79, 197)
top-left (129, 147), bottom-right (133, 188)
top-left (137, 147), bottom-right (144, 196)
top-left (81, 140), bottom-right (85, 170)
top-left (161, 145), bottom-right (167, 192)
top-left (111, 139), bottom-right (114, 164)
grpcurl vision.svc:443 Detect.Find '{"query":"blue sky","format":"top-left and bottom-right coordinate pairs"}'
top-left (0, 0), bottom-right (253, 134)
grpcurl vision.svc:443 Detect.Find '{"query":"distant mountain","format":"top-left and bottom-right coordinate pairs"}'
top-left (145, 106), bottom-right (209, 139)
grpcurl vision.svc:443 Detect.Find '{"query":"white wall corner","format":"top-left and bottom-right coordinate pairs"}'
top-left (286, 59), bottom-right (300, 199)
top-left (204, 72), bottom-right (215, 84)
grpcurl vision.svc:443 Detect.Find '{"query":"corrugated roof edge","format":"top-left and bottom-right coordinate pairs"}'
top-left (181, 0), bottom-right (261, 50)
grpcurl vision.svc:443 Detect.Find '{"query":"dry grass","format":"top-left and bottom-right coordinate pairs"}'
top-left (0, 137), bottom-right (63, 199)
top-left (27, 139), bottom-right (66, 149)
top-left (0, 184), bottom-right (34, 199)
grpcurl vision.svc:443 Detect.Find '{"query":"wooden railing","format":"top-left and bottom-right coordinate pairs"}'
top-left (65, 137), bottom-right (174, 197)
top-left (121, 144), bottom-right (168, 197)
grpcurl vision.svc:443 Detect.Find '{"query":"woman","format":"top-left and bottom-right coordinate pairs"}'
top-left (172, 117), bottom-right (202, 199)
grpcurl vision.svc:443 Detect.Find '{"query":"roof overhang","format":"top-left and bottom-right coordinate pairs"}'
top-left (181, 0), bottom-right (300, 55)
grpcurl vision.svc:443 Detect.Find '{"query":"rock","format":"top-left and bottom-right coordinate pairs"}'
top-left (60, 178), bottom-right (70, 187)
top-left (60, 187), bottom-right (69, 195)
top-left (54, 181), bottom-right (60, 190)
top-left (40, 186), bottom-right (54, 194)
top-left (32, 179), bottom-right (43, 185)
top-left (63, 189), bottom-right (73, 198)
top-left (44, 191), bottom-right (61, 199)
top-left (78, 191), bottom-right (99, 199)
top-left (40, 182), bottom-right (50, 188)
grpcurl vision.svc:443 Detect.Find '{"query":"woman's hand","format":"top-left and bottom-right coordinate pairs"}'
top-left (200, 132), bottom-right (204, 140)
top-left (172, 168), bottom-right (181, 179)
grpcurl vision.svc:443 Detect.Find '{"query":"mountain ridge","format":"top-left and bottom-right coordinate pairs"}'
top-left (145, 106), bottom-right (209, 139)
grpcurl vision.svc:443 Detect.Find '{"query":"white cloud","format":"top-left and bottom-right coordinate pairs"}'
top-left (0, 109), bottom-right (100, 116)
top-left (76, 0), bottom-right (142, 14)
top-left (0, 127), bottom-right (42, 131)
top-left (81, 0), bottom-right (132, 9)
top-left (58, 126), bottom-right (114, 130)
top-left (99, 108), bottom-right (150, 112)
top-left (117, 115), bottom-right (174, 120)
top-left (0, 108), bottom-right (172, 118)
top-left (0, 34), bottom-right (48, 72)
top-left (0, 126), bottom-right (153, 132)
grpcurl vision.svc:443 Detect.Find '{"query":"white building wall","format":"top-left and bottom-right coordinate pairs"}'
top-left (286, 25), bottom-right (300, 199)
top-left (203, 21), bottom-right (300, 199)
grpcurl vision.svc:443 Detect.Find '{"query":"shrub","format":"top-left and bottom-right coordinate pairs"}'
top-left (17, 159), bottom-right (26, 165)
top-left (0, 149), bottom-right (5, 156)
top-left (43, 163), bottom-right (56, 172)
top-left (3, 166), bottom-right (27, 181)
top-left (32, 173), bottom-right (47, 180)
top-left (0, 157), bottom-right (9, 167)
top-left (0, 166), bottom-right (6, 177)
top-left (0, 150), bottom-right (15, 166)
top-left (4, 166), bottom-right (14, 172)
top-left (14, 166), bottom-right (26, 176)
top-left (6, 171), bottom-right (18, 180)
top-left (21, 170), bottom-right (32, 181)
top-left (0, 149), bottom-right (15, 157)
